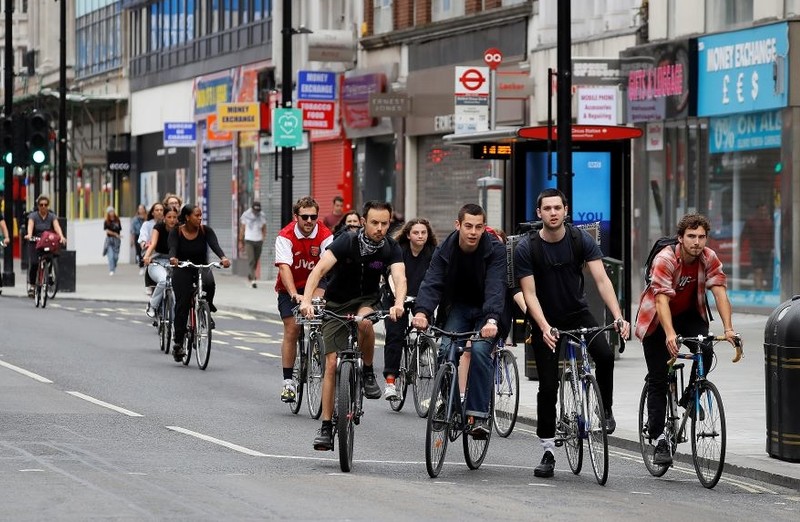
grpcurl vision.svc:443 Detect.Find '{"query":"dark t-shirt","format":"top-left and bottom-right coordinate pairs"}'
top-left (670, 261), bottom-right (700, 317)
top-left (404, 246), bottom-right (433, 297)
top-left (451, 249), bottom-right (484, 307)
top-left (168, 225), bottom-right (226, 264)
top-left (514, 228), bottom-right (602, 321)
top-left (104, 220), bottom-right (122, 234)
top-left (28, 210), bottom-right (57, 236)
top-left (151, 222), bottom-right (172, 255)
top-left (325, 232), bottom-right (403, 303)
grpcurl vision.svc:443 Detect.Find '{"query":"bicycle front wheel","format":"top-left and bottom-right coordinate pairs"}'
top-left (289, 333), bottom-right (305, 415)
top-left (46, 259), bottom-right (58, 299)
top-left (464, 395), bottom-right (493, 470)
top-left (426, 363), bottom-right (454, 478)
top-left (389, 344), bottom-right (408, 412)
top-left (559, 369), bottom-right (583, 475)
top-left (34, 261), bottom-right (45, 308)
top-left (638, 379), bottom-right (670, 477)
top-left (336, 361), bottom-right (357, 472)
top-left (492, 349), bottom-right (519, 437)
top-left (306, 333), bottom-right (324, 419)
top-left (691, 380), bottom-right (726, 489)
top-left (584, 375), bottom-right (609, 486)
top-left (413, 336), bottom-right (437, 418)
top-left (195, 302), bottom-right (212, 370)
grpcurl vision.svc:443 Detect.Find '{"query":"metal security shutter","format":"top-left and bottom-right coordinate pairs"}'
top-left (312, 139), bottom-right (351, 216)
top-left (258, 149), bottom-right (311, 282)
top-left (207, 160), bottom-right (234, 258)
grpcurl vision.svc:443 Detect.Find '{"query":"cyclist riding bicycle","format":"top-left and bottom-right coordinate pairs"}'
top-left (299, 200), bottom-right (407, 451)
top-left (23, 194), bottom-right (66, 298)
top-left (411, 203), bottom-right (507, 440)
top-left (143, 205), bottom-right (180, 318)
top-left (169, 204), bottom-right (231, 361)
top-left (275, 196), bottom-right (333, 403)
top-left (635, 213), bottom-right (739, 466)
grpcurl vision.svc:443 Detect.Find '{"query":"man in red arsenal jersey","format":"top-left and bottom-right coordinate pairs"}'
top-left (275, 196), bottom-right (333, 403)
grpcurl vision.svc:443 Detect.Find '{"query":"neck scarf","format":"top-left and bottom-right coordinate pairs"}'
top-left (358, 228), bottom-right (385, 257)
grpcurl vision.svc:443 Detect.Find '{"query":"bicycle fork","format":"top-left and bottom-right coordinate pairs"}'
top-left (566, 340), bottom-right (589, 440)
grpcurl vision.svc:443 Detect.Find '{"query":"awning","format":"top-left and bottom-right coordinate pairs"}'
top-left (441, 127), bottom-right (519, 145)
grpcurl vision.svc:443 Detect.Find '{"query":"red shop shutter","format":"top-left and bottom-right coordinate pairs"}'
top-left (312, 139), bottom-right (353, 216)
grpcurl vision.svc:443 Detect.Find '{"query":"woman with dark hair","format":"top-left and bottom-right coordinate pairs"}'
top-left (103, 206), bottom-right (122, 276)
top-left (332, 210), bottom-right (362, 236)
top-left (23, 194), bottom-right (66, 296)
top-left (168, 204), bottom-right (231, 361)
top-left (138, 202), bottom-right (165, 294)
top-left (382, 217), bottom-right (438, 400)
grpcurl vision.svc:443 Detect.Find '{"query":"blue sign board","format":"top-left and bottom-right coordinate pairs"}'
top-left (297, 71), bottom-right (336, 101)
top-left (163, 122), bottom-right (197, 147)
top-left (709, 111), bottom-right (782, 153)
top-left (697, 23), bottom-right (788, 117)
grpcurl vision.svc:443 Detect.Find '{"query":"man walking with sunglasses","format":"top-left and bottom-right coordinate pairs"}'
top-left (275, 197), bottom-right (333, 403)
top-left (239, 200), bottom-right (267, 288)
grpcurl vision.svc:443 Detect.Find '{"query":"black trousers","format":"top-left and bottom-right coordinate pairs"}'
top-left (172, 267), bottom-right (216, 344)
top-left (531, 309), bottom-right (615, 439)
top-left (642, 311), bottom-right (712, 438)
top-left (383, 314), bottom-right (408, 378)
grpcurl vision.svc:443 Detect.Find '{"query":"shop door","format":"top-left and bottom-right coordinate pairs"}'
top-left (207, 160), bottom-right (234, 258)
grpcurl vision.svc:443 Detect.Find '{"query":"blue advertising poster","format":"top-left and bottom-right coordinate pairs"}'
top-left (297, 71), bottom-right (337, 101)
top-left (708, 111), bottom-right (781, 153)
top-left (525, 151), bottom-right (612, 255)
top-left (697, 23), bottom-right (788, 117)
top-left (163, 122), bottom-right (197, 147)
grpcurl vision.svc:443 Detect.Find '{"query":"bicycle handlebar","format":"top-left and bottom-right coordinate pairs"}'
top-left (309, 308), bottom-right (391, 325)
top-left (419, 325), bottom-right (481, 341)
top-left (674, 333), bottom-right (744, 363)
top-left (176, 261), bottom-right (224, 269)
top-left (550, 320), bottom-right (625, 351)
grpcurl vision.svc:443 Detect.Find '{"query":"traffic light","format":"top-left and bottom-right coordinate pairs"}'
top-left (28, 111), bottom-right (49, 166)
top-left (0, 115), bottom-right (13, 166)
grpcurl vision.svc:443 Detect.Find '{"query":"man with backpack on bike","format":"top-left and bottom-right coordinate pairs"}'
top-left (516, 188), bottom-right (629, 478)
top-left (635, 213), bottom-right (738, 466)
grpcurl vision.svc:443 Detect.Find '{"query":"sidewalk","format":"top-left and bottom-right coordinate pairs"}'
top-left (2, 261), bottom-right (799, 488)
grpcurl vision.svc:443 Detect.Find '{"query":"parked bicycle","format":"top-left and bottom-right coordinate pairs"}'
top-left (174, 261), bottom-right (222, 370)
top-left (492, 338), bottom-right (520, 437)
top-left (638, 333), bottom-right (743, 489)
top-left (552, 321), bottom-right (623, 486)
top-left (29, 237), bottom-right (59, 309)
top-left (422, 326), bottom-right (493, 478)
top-left (151, 260), bottom-right (176, 354)
top-left (291, 297), bottom-right (327, 418)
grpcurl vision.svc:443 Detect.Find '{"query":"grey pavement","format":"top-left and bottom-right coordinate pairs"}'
top-left (2, 260), bottom-right (799, 489)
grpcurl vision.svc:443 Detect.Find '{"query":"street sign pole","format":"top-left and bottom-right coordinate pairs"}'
top-left (2, 0), bottom-right (15, 286)
top-left (280, 0), bottom-right (293, 226)
top-left (557, 0), bottom-right (573, 207)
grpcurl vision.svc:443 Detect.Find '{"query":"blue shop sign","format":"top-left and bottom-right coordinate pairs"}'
top-left (163, 122), bottom-right (197, 147)
top-left (709, 111), bottom-right (781, 153)
top-left (697, 23), bottom-right (788, 117)
top-left (297, 71), bottom-right (336, 101)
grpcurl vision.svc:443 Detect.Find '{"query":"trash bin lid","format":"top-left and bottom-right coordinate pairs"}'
top-left (765, 296), bottom-right (800, 347)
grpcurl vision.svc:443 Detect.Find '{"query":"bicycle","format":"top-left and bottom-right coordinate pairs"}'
top-left (150, 260), bottom-right (175, 354)
top-left (175, 261), bottom-right (223, 370)
top-left (29, 237), bottom-right (58, 309)
top-left (386, 298), bottom-right (439, 418)
top-left (422, 326), bottom-right (494, 478)
top-left (492, 338), bottom-right (520, 437)
top-left (291, 297), bottom-right (327, 418)
top-left (310, 308), bottom-right (389, 472)
top-left (552, 321), bottom-right (623, 486)
top-left (638, 333), bottom-right (743, 489)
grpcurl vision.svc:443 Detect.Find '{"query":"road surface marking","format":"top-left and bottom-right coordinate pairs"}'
top-left (0, 360), bottom-right (53, 383)
top-left (259, 352), bottom-right (280, 358)
top-left (213, 339), bottom-right (230, 345)
top-left (234, 345), bottom-right (254, 351)
top-left (630, 491), bottom-right (651, 495)
top-left (66, 391), bottom-right (143, 417)
top-left (166, 426), bottom-right (268, 457)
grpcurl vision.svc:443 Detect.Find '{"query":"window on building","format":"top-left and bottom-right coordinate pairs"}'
top-left (373, 0), bottom-right (392, 34)
top-left (76, 1), bottom-right (123, 79)
top-left (786, 0), bottom-right (800, 15)
top-left (432, 0), bottom-right (465, 22)
top-left (706, 0), bottom-right (752, 32)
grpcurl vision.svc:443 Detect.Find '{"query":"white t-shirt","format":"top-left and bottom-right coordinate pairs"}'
top-left (240, 208), bottom-right (267, 241)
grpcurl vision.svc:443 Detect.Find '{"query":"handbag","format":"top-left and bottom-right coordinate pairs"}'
top-left (36, 230), bottom-right (61, 254)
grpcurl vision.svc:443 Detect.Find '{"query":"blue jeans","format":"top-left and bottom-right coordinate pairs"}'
top-left (440, 303), bottom-right (494, 419)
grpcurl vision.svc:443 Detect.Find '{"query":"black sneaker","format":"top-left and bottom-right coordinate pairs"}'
top-left (468, 416), bottom-right (491, 440)
top-left (605, 410), bottom-right (616, 435)
top-left (653, 439), bottom-right (673, 465)
top-left (209, 316), bottom-right (216, 330)
top-left (362, 370), bottom-right (381, 399)
top-left (534, 451), bottom-right (555, 478)
top-left (313, 423), bottom-right (333, 451)
top-left (173, 342), bottom-right (186, 362)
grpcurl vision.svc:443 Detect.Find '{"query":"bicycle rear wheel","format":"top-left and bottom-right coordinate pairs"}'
top-left (559, 369), bottom-right (583, 475)
top-left (426, 363), bottom-right (454, 478)
top-left (195, 302), bottom-right (212, 370)
top-left (691, 381), bottom-right (726, 489)
top-left (182, 310), bottom-right (193, 366)
top-left (464, 395), bottom-right (493, 470)
top-left (413, 336), bottom-right (437, 418)
top-left (336, 361), bottom-right (357, 472)
top-left (160, 290), bottom-right (175, 354)
top-left (306, 333), bottom-right (324, 419)
top-left (46, 259), bottom-right (58, 299)
top-left (389, 344), bottom-right (408, 412)
top-left (584, 374), bottom-right (609, 485)
top-left (492, 349), bottom-right (519, 437)
top-left (289, 333), bottom-right (305, 415)
top-left (638, 379), bottom-right (670, 477)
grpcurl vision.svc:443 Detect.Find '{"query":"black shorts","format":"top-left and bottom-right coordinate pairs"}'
top-left (277, 290), bottom-right (303, 319)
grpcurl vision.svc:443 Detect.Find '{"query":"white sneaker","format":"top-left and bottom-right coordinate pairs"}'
top-left (109, 271), bottom-right (114, 276)
top-left (139, 267), bottom-right (145, 276)
top-left (145, 305), bottom-right (156, 318)
top-left (280, 379), bottom-right (297, 403)
top-left (383, 383), bottom-right (399, 401)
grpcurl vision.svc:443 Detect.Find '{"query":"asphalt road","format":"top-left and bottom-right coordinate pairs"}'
top-left (0, 300), bottom-right (797, 520)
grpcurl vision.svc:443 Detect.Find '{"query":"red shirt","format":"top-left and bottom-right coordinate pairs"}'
top-left (274, 222), bottom-right (333, 293)
top-left (669, 261), bottom-right (699, 317)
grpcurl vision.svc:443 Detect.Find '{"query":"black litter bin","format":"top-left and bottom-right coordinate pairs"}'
top-left (764, 295), bottom-right (800, 462)
top-left (57, 250), bottom-right (76, 293)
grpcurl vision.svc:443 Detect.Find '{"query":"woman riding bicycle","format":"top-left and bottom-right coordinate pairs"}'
top-left (168, 204), bottom-right (231, 361)
top-left (23, 195), bottom-right (66, 297)
top-left (143, 205), bottom-right (180, 318)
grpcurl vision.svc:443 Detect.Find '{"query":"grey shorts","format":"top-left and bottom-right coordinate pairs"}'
top-left (321, 294), bottom-right (380, 354)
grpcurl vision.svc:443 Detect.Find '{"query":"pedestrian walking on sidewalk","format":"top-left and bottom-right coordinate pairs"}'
top-left (131, 204), bottom-right (147, 275)
top-left (322, 195), bottom-right (344, 230)
top-left (274, 196), bottom-right (333, 403)
top-left (635, 213), bottom-right (739, 466)
top-left (239, 200), bottom-right (267, 288)
top-left (103, 206), bottom-right (122, 276)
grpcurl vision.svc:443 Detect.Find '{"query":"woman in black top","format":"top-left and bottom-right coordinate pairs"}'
top-left (168, 204), bottom-right (231, 360)
top-left (103, 206), bottom-right (122, 276)
top-left (142, 206), bottom-right (179, 318)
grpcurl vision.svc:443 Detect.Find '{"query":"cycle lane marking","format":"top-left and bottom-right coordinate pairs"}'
top-left (0, 359), bottom-right (54, 383)
top-left (66, 392), bottom-right (143, 417)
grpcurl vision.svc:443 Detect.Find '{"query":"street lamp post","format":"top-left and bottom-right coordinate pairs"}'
top-left (557, 0), bottom-right (573, 206)
top-left (280, 0), bottom-right (293, 226)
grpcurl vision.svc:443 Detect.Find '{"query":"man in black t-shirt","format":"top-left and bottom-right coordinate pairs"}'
top-left (300, 201), bottom-right (407, 451)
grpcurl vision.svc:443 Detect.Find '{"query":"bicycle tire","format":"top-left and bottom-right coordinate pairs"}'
top-left (306, 333), bottom-right (324, 419)
top-left (584, 374), bottom-right (609, 485)
top-left (425, 363), bottom-right (453, 478)
top-left (492, 349), bottom-right (520, 437)
top-left (691, 380), bottom-right (726, 489)
top-left (182, 310), bottom-right (193, 366)
top-left (389, 344), bottom-right (408, 412)
top-left (559, 368), bottom-right (583, 475)
top-left (464, 394), bottom-right (493, 470)
top-left (41, 261), bottom-right (49, 308)
top-left (289, 332), bottom-right (305, 415)
top-left (194, 302), bottom-right (212, 370)
top-left (336, 361), bottom-right (357, 473)
top-left (638, 379), bottom-right (670, 477)
top-left (160, 290), bottom-right (175, 354)
top-left (413, 336), bottom-right (437, 418)
top-left (46, 259), bottom-right (58, 299)
top-left (35, 261), bottom-right (45, 308)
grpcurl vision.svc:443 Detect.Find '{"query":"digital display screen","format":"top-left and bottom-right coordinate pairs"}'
top-left (471, 143), bottom-right (513, 159)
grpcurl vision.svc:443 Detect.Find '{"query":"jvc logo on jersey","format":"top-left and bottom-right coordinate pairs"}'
top-left (294, 259), bottom-right (316, 270)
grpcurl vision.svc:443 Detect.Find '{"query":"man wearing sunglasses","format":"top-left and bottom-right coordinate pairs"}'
top-left (274, 197), bottom-right (334, 404)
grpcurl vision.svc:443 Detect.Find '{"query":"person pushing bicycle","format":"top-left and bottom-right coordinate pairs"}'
top-left (635, 213), bottom-right (739, 466)
top-left (299, 200), bottom-right (407, 451)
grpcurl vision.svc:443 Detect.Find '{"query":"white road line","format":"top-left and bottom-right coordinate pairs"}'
top-left (527, 483), bottom-right (557, 487)
top-left (0, 360), bottom-right (53, 383)
top-left (66, 392), bottom-right (143, 417)
top-left (234, 345), bottom-right (255, 352)
top-left (630, 491), bottom-right (651, 495)
top-left (259, 352), bottom-right (280, 358)
top-left (166, 426), bottom-right (268, 457)
top-left (212, 339), bottom-right (230, 345)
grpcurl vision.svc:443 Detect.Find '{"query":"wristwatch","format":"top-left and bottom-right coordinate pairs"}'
top-left (486, 319), bottom-right (498, 326)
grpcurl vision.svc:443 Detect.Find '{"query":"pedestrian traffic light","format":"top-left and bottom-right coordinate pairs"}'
top-left (28, 111), bottom-right (49, 166)
top-left (0, 115), bottom-right (13, 166)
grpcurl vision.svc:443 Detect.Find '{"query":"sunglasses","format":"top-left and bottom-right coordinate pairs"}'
top-left (38, 202), bottom-right (49, 207)
top-left (298, 214), bottom-right (318, 221)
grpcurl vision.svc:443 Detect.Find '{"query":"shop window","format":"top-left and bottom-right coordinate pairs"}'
top-left (373, 0), bottom-right (392, 34)
top-left (432, 0), bottom-right (465, 22)
top-left (706, 0), bottom-right (752, 33)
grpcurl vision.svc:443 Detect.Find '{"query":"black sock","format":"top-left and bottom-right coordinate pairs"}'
top-left (283, 367), bottom-right (293, 380)
top-left (364, 365), bottom-right (374, 374)
top-left (322, 420), bottom-right (332, 428)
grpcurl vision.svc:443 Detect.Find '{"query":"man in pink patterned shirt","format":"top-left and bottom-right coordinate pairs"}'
top-left (635, 213), bottom-right (739, 466)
